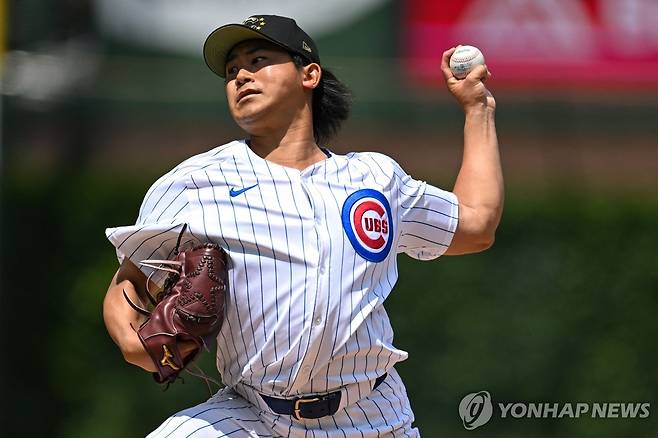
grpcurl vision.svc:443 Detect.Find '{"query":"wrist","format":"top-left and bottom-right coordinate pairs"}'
top-left (119, 328), bottom-right (155, 370)
top-left (463, 103), bottom-right (495, 117)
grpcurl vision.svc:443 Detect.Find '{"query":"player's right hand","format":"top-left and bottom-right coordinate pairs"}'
top-left (440, 47), bottom-right (495, 113)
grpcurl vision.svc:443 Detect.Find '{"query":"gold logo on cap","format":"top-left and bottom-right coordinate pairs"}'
top-left (243, 16), bottom-right (266, 30)
top-left (302, 41), bottom-right (312, 53)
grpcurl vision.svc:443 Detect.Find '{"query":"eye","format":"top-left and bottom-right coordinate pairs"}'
top-left (252, 56), bottom-right (266, 65)
top-left (225, 65), bottom-right (238, 79)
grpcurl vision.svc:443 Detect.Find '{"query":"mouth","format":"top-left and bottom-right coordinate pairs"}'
top-left (237, 89), bottom-right (260, 103)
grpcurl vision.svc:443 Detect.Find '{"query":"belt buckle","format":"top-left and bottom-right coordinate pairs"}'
top-left (293, 397), bottom-right (320, 420)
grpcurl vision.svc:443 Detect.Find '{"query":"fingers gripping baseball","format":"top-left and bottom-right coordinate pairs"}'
top-left (440, 47), bottom-right (458, 82)
top-left (442, 47), bottom-right (495, 112)
top-left (468, 65), bottom-right (490, 83)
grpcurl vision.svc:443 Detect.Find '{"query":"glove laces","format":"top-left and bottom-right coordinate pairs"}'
top-left (123, 224), bottom-right (188, 316)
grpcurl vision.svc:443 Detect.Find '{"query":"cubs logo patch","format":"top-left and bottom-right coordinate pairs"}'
top-left (341, 189), bottom-right (393, 262)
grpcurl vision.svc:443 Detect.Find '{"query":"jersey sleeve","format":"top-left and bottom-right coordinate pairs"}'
top-left (105, 170), bottom-right (195, 286)
top-left (395, 163), bottom-right (459, 260)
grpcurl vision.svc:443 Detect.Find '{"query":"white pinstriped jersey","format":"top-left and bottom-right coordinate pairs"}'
top-left (106, 140), bottom-right (458, 402)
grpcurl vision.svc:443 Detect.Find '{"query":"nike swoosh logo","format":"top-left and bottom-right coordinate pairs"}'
top-left (229, 184), bottom-right (258, 197)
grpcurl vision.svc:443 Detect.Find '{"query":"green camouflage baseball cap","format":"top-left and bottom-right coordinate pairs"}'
top-left (203, 15), bottom-right (321, 78)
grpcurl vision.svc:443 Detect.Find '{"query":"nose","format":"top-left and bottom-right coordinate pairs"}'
top-left (235, 68), bottom-right (254, 87)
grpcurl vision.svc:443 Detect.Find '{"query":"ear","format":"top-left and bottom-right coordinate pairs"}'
top-left (301, 63), bottom-right (322, 90)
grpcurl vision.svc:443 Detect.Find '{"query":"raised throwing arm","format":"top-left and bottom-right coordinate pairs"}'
top-left (440, 47), bottom-right (504, 255)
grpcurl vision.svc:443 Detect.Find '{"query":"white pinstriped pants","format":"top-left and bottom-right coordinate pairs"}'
top-left (147, 368), bottom-right (420, 437)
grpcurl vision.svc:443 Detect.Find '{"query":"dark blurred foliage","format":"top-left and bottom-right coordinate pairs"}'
top-left (391, 190), bottom-right (658, 437)
top-left (1, 172), bottom-right (656, 437)
top-left (9, 0), bottom-right (93, 47)
top-left (0, 171), bottom-right (219, 437)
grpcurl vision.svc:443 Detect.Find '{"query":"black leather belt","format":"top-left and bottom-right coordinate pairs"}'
top-left (260, 373), bottom-right (387, 420)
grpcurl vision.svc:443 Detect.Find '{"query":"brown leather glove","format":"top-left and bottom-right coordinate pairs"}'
top-left (124, 242), bottom-right (228, 384)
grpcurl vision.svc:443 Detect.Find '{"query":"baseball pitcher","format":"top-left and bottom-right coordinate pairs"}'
top-left (102, 14), bottom-right (503, 437)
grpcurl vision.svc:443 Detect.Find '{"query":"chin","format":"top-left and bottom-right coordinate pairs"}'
top-left (233, 106), bottom-right (275, 130)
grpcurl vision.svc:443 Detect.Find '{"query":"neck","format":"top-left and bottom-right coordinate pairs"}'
top-left (248, 116), bottom-right (326, 171)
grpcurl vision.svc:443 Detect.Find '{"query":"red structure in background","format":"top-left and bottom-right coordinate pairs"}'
top-left (404, 0), bottom-right (658, 89)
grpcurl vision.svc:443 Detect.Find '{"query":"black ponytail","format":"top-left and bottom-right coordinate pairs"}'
top-left (292, 54), bottom-right (352, 146)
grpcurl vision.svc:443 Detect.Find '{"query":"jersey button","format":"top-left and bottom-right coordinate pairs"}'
top-left (313, 316), bottom-right (323, 326)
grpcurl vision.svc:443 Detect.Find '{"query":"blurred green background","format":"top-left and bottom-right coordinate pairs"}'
top-left (2, 1), bottom-right (657, 437)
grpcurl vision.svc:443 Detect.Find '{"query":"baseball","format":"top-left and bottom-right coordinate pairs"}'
top-left (449, 45), bottom-right (485, 79)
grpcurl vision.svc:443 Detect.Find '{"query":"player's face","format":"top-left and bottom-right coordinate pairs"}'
top-left (224, 40), bottom-right (306, 133)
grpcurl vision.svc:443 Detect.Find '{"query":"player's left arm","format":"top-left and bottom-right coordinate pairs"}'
top-left (103, 258), bottom-right (198, 372)
top-left (440, 47), bottom-right (503, 255)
